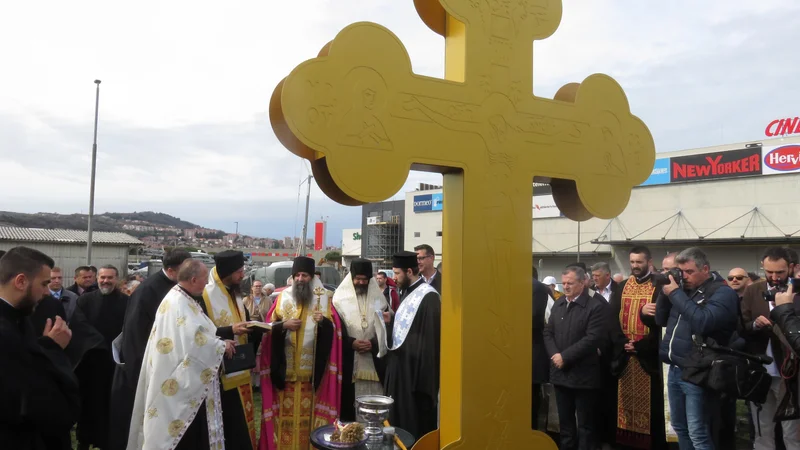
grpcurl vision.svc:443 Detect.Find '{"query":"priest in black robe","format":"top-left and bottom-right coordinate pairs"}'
top-left (609, 246), bottom-right (667, 450)
top-left (380, 251), bottom-right (441, 441)
top-left (108, 249), bottom-right (191, 450)
top-left (74, 265), bottom-right (129, 450)
top-left (0, 247), bottom-right (80, 450)
top-left (202, 250), bottom-right (262, 450)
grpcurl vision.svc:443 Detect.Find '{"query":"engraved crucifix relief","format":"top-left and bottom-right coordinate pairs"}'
top-left (269, 0), bottom-right (655, 448)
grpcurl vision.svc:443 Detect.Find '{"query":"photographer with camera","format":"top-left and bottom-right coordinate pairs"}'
top-left (742, 247), bottom-right (800, 450)
top-left (655, 247), bottom-right (739, 450)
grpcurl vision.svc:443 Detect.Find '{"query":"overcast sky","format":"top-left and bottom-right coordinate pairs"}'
top-left (1, 0), bottom-right (798, 245)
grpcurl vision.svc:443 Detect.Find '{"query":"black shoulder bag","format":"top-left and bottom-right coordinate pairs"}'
top-left (679, 282), bottom-right (773, 404)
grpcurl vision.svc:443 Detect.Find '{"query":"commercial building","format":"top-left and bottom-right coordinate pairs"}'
top-left (0, 227), bottom-right (143, 277)
top-left (360, 200), bottom-right (405, 270)
top-left (400, 135), bottom-right (800, 279)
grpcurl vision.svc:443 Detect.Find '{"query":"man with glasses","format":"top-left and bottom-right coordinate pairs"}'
top-left (727, 268), bottom-right (752, 300)
top-left (414, 244), bottom-right (442, 294)
top-left (727, 267), bottom-right (756, 449)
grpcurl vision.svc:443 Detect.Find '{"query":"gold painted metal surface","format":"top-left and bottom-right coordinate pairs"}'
top-left (270, 1), bottom-right (655, 448)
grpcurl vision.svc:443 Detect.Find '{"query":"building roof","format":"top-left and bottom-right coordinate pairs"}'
top-left (0, 227), bottom-right (143, 246)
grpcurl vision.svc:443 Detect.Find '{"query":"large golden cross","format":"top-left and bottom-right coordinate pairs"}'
top-left (270, 1), bottom-right (655, 448)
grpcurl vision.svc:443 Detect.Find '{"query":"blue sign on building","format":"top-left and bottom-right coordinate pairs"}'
top-left (640, 158), bottom-right (671, 186)
top-left (431, 193), bottom-right (443, 211)
top-left (413, 193), bottom-right (444, 212)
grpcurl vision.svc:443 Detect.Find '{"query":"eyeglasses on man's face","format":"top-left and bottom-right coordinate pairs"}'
top-left (727, 275), bottom-right (746, 281)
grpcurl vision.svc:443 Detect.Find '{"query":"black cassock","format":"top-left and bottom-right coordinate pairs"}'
top-left (198, 288), bottom-right (263, 450)
top-left (383, 279), bottom-right (441, 441)
top-left (74, 289), bottom-right (129, 449)
top-left (108, 270), bottom-right (175, 450)
top-left (0, 299), bottom-right (80, 450)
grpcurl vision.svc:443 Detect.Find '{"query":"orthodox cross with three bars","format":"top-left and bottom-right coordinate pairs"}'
top-left (270, 0), bottom-right (655, 448)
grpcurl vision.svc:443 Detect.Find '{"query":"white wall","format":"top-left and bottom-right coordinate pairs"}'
top-left (341, 228), bottom-right (362, 256)
top-left (0, 242), bottom-right (131, 279)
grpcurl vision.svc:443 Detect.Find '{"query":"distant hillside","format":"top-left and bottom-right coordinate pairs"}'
top-left (103, 211), bottom-right (200, 229)
top-left (0, 211), bottom-right (202, 237)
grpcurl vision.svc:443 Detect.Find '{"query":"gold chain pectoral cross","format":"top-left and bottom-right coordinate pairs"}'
top-left (269, 1), bottom-right (655, 448)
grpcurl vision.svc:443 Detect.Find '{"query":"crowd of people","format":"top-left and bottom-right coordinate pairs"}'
top-left (533, 245), bottom-right (800, 450)
top-left (7, 239), bottom-right (800, 450)
top-left (0, 243), bottom-right (443, 450)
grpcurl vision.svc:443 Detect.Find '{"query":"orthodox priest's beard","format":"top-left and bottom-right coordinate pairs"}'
top-left (397, 276), bottom-right (411, 292)
top-left (354, 283), bottom-right (368, 296)
top-left (294, 280), bottom-right (313, 306)
top-left (99, 285), bottom-right (115, 295)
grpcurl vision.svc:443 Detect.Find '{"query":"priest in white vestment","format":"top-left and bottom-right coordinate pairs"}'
top-left (332, 258), bottom-right (390, 421)
top-left (128, 259), bottom-right (235, 450)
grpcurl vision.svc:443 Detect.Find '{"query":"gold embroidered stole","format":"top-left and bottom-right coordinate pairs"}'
top-left (201, 268), bottom-right (257, 448)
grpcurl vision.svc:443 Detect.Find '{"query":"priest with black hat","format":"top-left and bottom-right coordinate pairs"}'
top-left (333, 258), bottom-right (390, 421)
top-left (202, 250), bottom-right (261, 450)
top-left (377, 250), bottom-right (441, 440)
top-left (258, 256), bottom-right (344, 450)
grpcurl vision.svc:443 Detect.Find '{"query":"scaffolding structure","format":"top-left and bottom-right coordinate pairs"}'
top-left (365, 215), bottom-right (401, 270)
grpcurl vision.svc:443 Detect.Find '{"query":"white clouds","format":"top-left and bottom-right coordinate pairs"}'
top-left (1, 0), bottom-right (799, 242)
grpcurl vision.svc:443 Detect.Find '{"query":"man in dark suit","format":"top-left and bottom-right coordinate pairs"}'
top-left (741, 247), bottom-right (800, 450)
top-left (588, 262), bottom-right (621, 448)
top-left (532, 266), bottom-right (553, 430)
top-left (544, 266), bottom-right (606, 450)
top-left (415, 244), bottom-right (442, 294)
top-left (67, 266), bottom-right (97, 297)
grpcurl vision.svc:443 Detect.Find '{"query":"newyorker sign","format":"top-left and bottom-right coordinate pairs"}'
top-left (670, 147), bottom-right (762, 182)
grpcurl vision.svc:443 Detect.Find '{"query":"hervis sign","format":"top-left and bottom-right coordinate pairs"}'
top-left (762, 144), bottom-right (800, 175)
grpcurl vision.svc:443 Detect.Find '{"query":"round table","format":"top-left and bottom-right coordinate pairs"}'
top-left (310, 425), bottom-right (415, 450)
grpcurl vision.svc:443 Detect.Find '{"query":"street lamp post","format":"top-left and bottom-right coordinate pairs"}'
top-left (87, 79), bottom-right (101, 264)
top-left (299, 175), bottom-right (312, 256)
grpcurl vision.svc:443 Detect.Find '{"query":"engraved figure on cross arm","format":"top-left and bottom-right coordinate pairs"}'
top-left (337, 67), bottom-right (393, 151)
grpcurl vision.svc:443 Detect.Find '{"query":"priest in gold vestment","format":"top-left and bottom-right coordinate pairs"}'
top-left (259, 256), bottom-right (343, 450)
top-left (610, 246), bottom-right (667, 450)
top-left (333, 258), bottom-right (389, 421)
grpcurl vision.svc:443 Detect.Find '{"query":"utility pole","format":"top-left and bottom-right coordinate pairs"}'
top-left (87, 79), bottom-right (101, 264)
top-left (576, 221), bottom-right (581, 263)
top-left (299, 175), bottom-right (312, 256)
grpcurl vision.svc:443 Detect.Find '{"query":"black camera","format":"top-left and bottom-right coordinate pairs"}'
top-left (654, 268), bottom-right (683, 287)
top-left (667, 268), bottom-right (683, 285)
top-left (763, 278), bottom-right (800, 302)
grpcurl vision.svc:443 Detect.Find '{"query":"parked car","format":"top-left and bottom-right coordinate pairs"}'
top-left (190, 252), bottom-right (215, 267)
